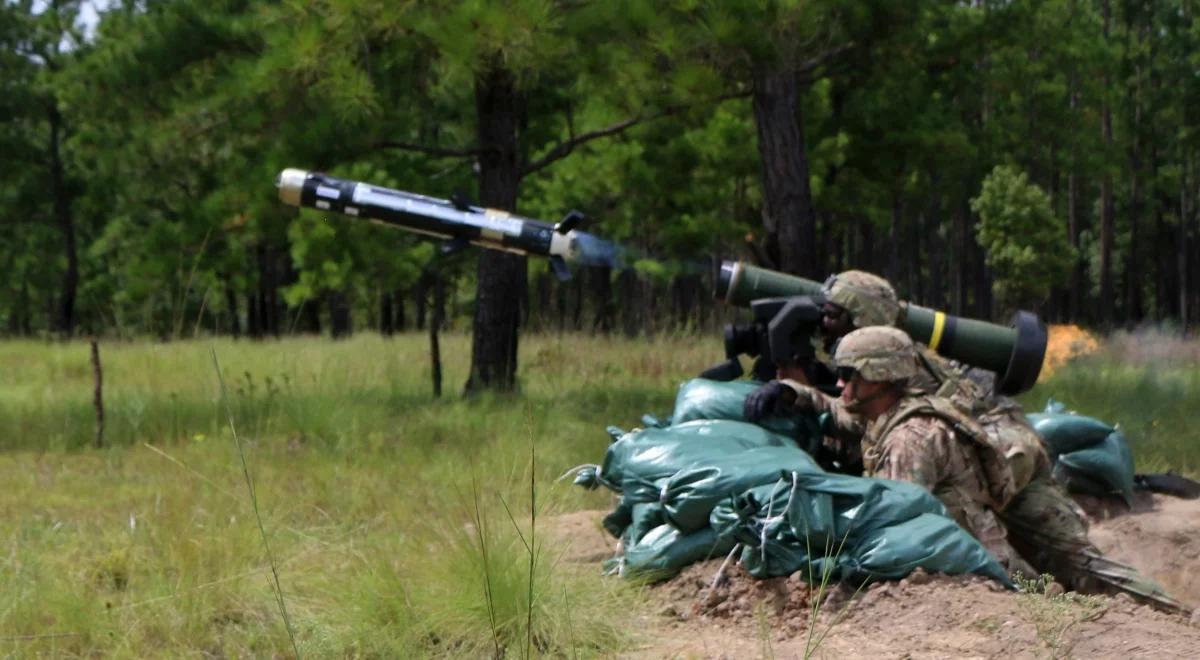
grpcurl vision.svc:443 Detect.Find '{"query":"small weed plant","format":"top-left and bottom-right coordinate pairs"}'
top-left (1014, 573), bottom-right (1106, 657)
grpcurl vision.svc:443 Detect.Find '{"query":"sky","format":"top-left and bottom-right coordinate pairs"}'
top-left (28, 0), bottom-right (107, 43)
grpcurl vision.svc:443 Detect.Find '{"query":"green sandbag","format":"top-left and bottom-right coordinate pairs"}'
top-left (661, 446), bottom-right (823, 533)
top-left (602, 497), bottom-right (666, 540)
top-left (623, 501), bottom-right (665, 547)
top-left (620, 524), bottom-right (737, 582)
top-left (1051, 463), bottom-right (1117, 499)
top-left (842, 513), bottom-right (1012, 585)
top-left (1058, 430), bottom-right (1136, 506)
top-left (1025, 410), bottom-right (1114, 456)
top-left (710, 473), bottom-right (1010, 586)
top-left (670, 378), bottom-right (821, 444)
top-left (585, 419), bottom-right (799, 494)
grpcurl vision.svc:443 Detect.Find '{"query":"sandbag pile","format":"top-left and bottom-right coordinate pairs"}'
top-left (573, 378), bottom-right (1012, 587)
top-left (1026, 399), bottom-right (1136, 506)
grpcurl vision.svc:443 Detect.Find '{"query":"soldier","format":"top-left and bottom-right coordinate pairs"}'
top-left (829, 326), bottom-right (1186, 611)
top-left (746, 269), bottom-right (1047, 492)
top-left (821, 325), bottom-right (1034, 576)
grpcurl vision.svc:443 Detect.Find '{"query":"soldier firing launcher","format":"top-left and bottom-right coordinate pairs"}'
top-left (707, 261), bottom-right (1047, 396)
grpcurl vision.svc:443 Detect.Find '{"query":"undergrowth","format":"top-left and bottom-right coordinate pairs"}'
top-left (0, 330), bottom-right (1197, 655)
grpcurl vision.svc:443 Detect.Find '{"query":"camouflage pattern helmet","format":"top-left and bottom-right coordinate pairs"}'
top-left (834, 326), bottom-right (917, 382)
top-left (823, 270), bottom-right (900, 328)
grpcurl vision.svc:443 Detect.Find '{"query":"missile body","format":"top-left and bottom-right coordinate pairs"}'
top-left (276, 169), bottom-right (619, 276)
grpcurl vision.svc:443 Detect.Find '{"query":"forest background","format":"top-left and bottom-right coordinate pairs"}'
top-left (4, 0), bottom-right (1200, 392)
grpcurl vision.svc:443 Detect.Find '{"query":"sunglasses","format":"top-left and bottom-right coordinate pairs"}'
top-left (835, 366), bottom-right (860, 383)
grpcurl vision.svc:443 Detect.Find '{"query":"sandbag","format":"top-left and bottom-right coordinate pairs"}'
top-left (710, 473), bottom-right (1011, 586)
top-left (1024, 400), bottom-right (1136, 506)
top-left (1026, 411), bottom-right (1114, 456)
top-left (661, 446), bottom-right (822, 533)
top-left (844, 513), bottom-right (1012, 585)
top-left (670, 378), bottom-right (821, 444)
top-left (575, 419), bottom-right (798, 494)
top-left (620, 524), bottom-right (736, 581)
top-left (1058, 429), bottom-right (1136, 506)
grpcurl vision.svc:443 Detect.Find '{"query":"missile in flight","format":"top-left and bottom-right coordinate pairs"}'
top-left (276, 168), bottom-right (621, 279)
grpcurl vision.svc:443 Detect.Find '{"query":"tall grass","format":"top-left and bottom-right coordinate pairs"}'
top-left (1, 330), bottom-right (1197, 655)
top-left (0, 332), bottom-right (713, 656)
top-left (1021, 328), bottom-right (1200, 475)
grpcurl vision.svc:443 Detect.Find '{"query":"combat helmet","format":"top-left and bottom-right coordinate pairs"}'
top-left (834, 326), bottom-right (917, 382)
top-left (823, 270), bottom-right (901, 328)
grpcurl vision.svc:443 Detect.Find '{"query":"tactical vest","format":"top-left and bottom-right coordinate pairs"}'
top-left (874, 395), bottom-right (1018, 510)
top-left (914, 348), bottom-right (988, 414)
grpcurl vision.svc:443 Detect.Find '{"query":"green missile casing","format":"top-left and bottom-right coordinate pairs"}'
top-left (716, 261), bottom-right (1047, 395)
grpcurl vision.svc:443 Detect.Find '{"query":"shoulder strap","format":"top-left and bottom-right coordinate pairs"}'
top-left (880, 395), bottom-right (1017, 509)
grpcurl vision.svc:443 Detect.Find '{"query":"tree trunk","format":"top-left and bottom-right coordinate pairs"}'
top-left (48, 104), bottom-right (77, 337)
top-left (927, 198), bottom-right (944, 311)
top-left (619, 269), bottom-right (640, 337)
top-left (1125, 15), bottom-right (1145, 326)
top-left (430, 273), bottom-right (446, 398)
top-left (1068, 167), bottom-right (1082, 322)
top-left (256, 243), bottom-right (277, 337)
top-left (414, 275), bottom-right (427, 330)
top-left (954, 202), bottom-right (969, 315)
top-left (224, 282), bottom-right (241, 338)
top-left (1182, 155), bottom-right (1193, 332)
top-left (329, 290), bottom-right (352, 339)
top-left (751, 62), bottom-right (817, 278)
top-left (247, 291), bottom-right (261, 338)
top-left (394, 289), bottom-right (407, 331)
top-left (886, 192), bottom-right (901, 287)
top-left (592, 265), bottom-right (614, 333)
top-left (301, 296), bottom-right (322, 334)
top-left (572, 269), bottom-right (585, 330)
top-left (857, 219), bottom-right (875, 273)
top-left (465, 61), bottom-right (525, 392)
top-left (1099, 0), bottom-right (1115, 327)
top-left (380, 289), bottom-right (394, 336)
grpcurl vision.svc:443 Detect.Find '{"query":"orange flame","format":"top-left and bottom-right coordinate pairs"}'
top-left (1039, 324), bottom-right (1100, 381)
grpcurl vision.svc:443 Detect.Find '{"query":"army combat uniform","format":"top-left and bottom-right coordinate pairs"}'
top-left (861, 392), bottom-right (1035, 577)
top-left (826, 326), bottom-right (1188, 612)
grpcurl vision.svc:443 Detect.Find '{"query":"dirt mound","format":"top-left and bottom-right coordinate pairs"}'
top-left (1090, 493), bottom-right (1200, 608)
top-left (550, 494), bottom-right (1200, 658)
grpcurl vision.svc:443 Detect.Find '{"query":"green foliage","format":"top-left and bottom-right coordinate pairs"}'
top-left (971, 165), bottom-right (1075, 310)
top-left (2, 333), bottom-right (728, 655)
top-left (2, 0), bottom-right (1199, 336)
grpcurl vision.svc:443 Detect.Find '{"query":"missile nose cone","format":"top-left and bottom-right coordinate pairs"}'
top-left (276, 168), bottom-right (309, 207)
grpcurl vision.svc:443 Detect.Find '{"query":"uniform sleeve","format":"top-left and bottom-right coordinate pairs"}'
top-left (872, 417), bottom-right (956, 491)
top-left (779, 380), bottom-right (865, 439)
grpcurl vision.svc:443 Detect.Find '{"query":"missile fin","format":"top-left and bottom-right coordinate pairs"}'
top-left (450, 191), bottom-right (473, 211)
top-left (440, 238), bottom-right (470, 256)
top-left (549, 256), bottom-right (572, 282)
top-left (554, 210), bottom-right (585, 235)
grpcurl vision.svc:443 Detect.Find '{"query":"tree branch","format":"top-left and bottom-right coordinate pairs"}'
top-left (794, 42), bottom-right (857, 84)
top-left (521, 90), bottom-right (752, 179)
top-left (377, 141), bottom-right (482, 159)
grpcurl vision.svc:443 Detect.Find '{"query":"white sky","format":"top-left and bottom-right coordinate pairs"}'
top-left (28, 0), bottom-right (108, 43)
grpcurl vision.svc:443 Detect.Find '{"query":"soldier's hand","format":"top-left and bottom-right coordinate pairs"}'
top-left (743, 380), bottom-right (795, 422)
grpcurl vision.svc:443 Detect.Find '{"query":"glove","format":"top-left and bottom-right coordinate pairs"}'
top-left (743, 380), bottom-right (793, 422)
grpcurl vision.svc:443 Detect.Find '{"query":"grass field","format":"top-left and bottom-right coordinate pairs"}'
top-left (1, 330), bottom-right (1197, 657)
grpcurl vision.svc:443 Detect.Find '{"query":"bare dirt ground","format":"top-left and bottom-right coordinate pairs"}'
top-left (551, 491), bottom-right (1200, 659)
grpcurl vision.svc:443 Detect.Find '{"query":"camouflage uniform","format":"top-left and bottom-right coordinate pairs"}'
top-left (832, 328), bottom-right (1033, 575)
top-left (834, 327), bottom-right (1187, 611)
top-left (784, 269), bottom-right (1050, 492)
